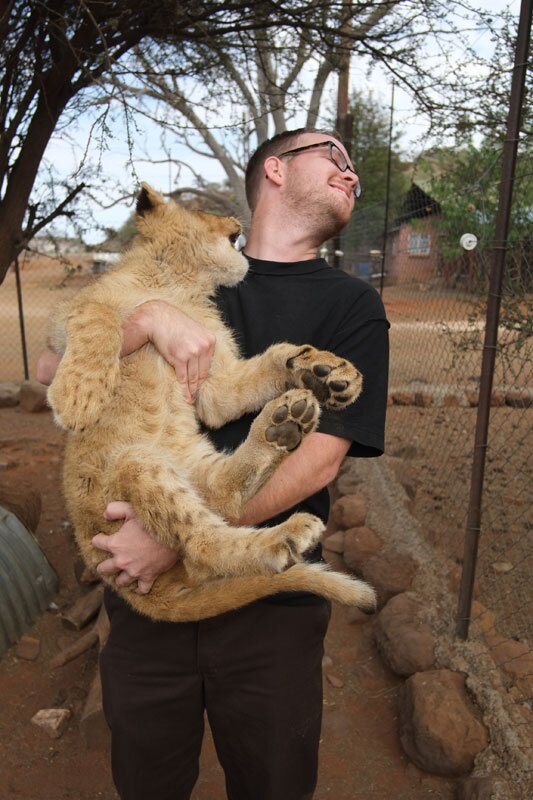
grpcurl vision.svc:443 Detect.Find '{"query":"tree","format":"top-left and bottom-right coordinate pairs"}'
top-left (98, 0), bottom-right (505, 224)
top-left (1, 0), bottom-right (382, 283)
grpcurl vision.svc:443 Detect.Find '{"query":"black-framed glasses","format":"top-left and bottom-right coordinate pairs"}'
top-left (278, 140), bottom-right (361, 198)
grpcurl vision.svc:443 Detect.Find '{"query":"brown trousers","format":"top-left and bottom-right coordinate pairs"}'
top-left (100, 590), bottom-right (331, 800)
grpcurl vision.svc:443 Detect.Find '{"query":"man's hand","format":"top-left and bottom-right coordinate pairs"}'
top-left (92, 501), bottom-right (179, 594)
top-left (36, 349), bottom-right (62, 386)
top-left (123, 301), bottom-right (216, 403)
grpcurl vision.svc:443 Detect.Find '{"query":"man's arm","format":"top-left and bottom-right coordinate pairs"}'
top-left (238, 431), bottom-right (350, 525)
top-left (93, 431), bottom-right (350, 593)
top-left (36, 301), bottom-right (215, 402)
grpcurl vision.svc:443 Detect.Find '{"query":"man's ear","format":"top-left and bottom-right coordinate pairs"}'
top-left (136, 183), bottom-right (165, 216)
top-left (263, 156), bottom-right (285, 188)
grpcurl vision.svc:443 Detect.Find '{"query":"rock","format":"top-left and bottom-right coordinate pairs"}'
top-left (465, 390), bottom-right (479, 407)
top-left (490, 391), bottom-right (506, 407)
top-left (392, 391), bottom-right (415, 406)
top-left (443, 394), bottom-right (460, 408)
top-left (326, 673), bottom-right (344, 688)
top-left (505, 389), bottom-right (532, 408)
top-left (414, 392), bottom-right (433, 407)
top-left (322, 654), bottom-right (333, 669)
top-left (15, 635), bottom-right (41, 661)
top-left (374, 593), bottom-right (435, 676)
top-left (361, 550), bottom-right (418, 606)
top-left (322, 531), bottom-right (345, 554)
top-left (456, 775), bottom-right (502, 799)
top-left (0, 381), bottom-right (20, 407)
top-left (345, 607), bottom-right (369, 624)
top-left (0, 480), bottom-right (42, 532)
top-left (490, 561), bottom-right (513, 574)
top-left (342, 526), bottom-right (383, 571)
top-left (398, 670), bottom-right (489, 775)
top-left (335, 471), bottom-right (362, 496)
top-left (31, 708), bottom-right (71, 739)
top-left (330, 494), bottom-right (368, 529)
top-left (19, 379), bottom-right (49, 412)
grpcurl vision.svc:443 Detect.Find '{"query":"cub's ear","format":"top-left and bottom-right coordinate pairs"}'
top-left (136, 183), bottom-right (165, 216)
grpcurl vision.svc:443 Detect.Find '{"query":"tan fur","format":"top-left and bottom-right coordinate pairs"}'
top-left (47, 184), bottom-right (375, 621)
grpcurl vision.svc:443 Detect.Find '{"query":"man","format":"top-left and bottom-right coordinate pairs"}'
top-left (38, 128), bottom-right (389, 800)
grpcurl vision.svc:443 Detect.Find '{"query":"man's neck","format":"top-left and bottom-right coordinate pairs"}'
top-left (245, 219), bottom-right (320, 263)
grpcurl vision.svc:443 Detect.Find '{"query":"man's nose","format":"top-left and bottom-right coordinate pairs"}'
top-left (343, 169), bottom-right (361, 198)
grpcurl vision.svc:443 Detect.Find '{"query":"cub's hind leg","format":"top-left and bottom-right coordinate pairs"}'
top-left (48, 302), bottom-right (123, 432)
top-left (107, 445), bottom-right (323, 578)
top-left (190, 388), bottom-right (320, 522)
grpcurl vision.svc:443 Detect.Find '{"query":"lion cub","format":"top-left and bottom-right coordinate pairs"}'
top-left (47, 184), bottom-right (375, 621)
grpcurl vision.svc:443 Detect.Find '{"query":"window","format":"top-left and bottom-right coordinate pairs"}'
top-left (407, 232), bottom-right (431, 256)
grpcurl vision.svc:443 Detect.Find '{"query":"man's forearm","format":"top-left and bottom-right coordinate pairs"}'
top-left (238, 432), bottom-right (350, 526)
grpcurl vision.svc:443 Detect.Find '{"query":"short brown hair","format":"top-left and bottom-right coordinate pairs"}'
top-left (245, 128), bottom-right (341, 211)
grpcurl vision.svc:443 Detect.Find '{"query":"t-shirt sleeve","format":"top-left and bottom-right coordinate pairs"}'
top-left (317, 284), bottom-right (389, 457)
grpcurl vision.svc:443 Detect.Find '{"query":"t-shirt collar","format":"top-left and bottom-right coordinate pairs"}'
top-left (245, 255), bottom-right (329, 276)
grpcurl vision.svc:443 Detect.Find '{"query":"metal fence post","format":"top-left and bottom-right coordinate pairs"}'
top-left (455, 0), bottom-right (532, 639)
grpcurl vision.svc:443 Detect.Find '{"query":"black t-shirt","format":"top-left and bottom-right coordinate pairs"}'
top-left (206, 255), bottom-right (390, 605)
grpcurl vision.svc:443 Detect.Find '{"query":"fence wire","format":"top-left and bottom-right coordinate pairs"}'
top-left (0, 141), bottom-right (531, 718)
top-left (339, 143), bottom-right (531, 714)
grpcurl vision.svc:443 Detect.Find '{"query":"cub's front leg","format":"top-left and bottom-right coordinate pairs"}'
top-left (48, 302), bottom-right (123, 432)
top-left (197, 343), bottom-right (363, 429)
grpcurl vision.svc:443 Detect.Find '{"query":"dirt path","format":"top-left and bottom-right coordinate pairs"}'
top-left (0, 407), bottom-right (455, 799)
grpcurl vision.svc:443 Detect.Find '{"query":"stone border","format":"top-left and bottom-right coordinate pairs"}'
top-left (325, 456), bottom-right (532, 799)
top-left (388, 386), bottom-right (533, 408)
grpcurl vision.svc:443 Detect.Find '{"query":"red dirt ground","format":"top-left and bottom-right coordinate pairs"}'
top-left (0, 406), bottom-right (456, 800)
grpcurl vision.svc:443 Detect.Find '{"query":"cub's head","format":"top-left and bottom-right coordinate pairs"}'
top-left (134, 183), bottom-right (248, 288)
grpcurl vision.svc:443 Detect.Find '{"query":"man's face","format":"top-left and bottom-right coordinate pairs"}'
top-left (280, 133), bottom-right (359, 240)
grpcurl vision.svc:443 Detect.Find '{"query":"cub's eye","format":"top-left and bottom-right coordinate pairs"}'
top-left (230, 232), bottom-right (247, 252)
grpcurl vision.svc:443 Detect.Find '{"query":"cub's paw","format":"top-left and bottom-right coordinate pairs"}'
top-left (261, 513), bottom-right (325, 573)
top-left (286, 347), bottom-right (363, 409)
top-left (260, 389), bottom-right (319, 452)
top-left (48, 362), bottom-right (117, 432)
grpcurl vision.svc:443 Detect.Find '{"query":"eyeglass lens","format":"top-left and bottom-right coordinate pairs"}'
top-left (329, 143), bottom-right (361, 198)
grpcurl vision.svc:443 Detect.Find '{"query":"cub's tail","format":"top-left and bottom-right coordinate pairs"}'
top-left (128, 562), bottom-right (376, 623)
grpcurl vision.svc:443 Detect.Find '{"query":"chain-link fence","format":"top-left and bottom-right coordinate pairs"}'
top-left (340, 140), bottom-right (532, 714)
top-left (0, 247), bottom-right (94, 382)
top-left (1, 136), bottom-right (531, 722)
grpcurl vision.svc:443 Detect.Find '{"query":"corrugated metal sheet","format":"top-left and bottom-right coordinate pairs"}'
top-left (0, 504), bottom-right (58, 657)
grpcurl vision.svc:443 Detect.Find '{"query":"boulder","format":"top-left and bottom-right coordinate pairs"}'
top-left (505, 389), bottom-right (532, 408)
top-left (0, 381), bottom-right (20, 407)
top-left (0, 480), bottom-right (41, 532)
top-left (342, 526), bottom-right (383, 571)
top-left (398, 670), bottom-right (489, 775)
top-left (19, 379), bottom-right (48, 412)
top-left (374, 593), bottom-right (435, 676)
top-left (392, 391), bottom-right (415, 405)
top-left (31, 708), bottom-right (71, 739)
top-left (361, 550), bottom-right (418, 606)
top-left (330, 494), bottom-right (368, 529)
top-left (15, 635), bottom-right (41, 661)
top-left (414, 391), bottom-right (433, 407)
top-left (322, 531), bottom-right (345, 554)
top-left (335, 471), bottom-right (362, 496)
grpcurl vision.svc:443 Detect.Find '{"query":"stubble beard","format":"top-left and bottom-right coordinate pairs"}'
top-left (284, 176), bottom-right (352, 245)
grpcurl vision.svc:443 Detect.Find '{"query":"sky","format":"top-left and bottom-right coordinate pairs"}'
top-left (43, 0), bottom-right (520, 244)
